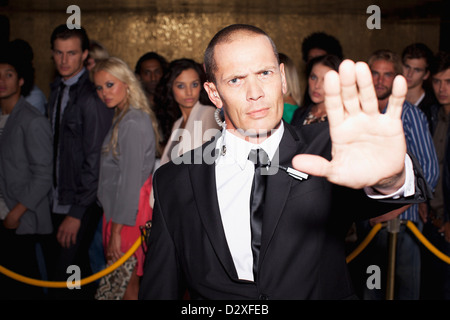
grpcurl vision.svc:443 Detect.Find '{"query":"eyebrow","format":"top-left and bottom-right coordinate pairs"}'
top-left (174, 78), bottom-right (200, 84)
top-left (223, 65), bottom-right (277, 81)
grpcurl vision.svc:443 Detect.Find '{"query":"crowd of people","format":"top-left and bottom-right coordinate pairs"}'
top-left (0, 22), bottom-right (448, 300)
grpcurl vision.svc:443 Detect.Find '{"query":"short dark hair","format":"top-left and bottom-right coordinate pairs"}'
top-left (134, 51), bottom-right (168, 75)
top-left (50, 24), bottom-right (89, 52)
top-left (0, 41), bottom-right (34, 96)
top-left (204, 24), bottom-right (279, 83)
top-left (301, 32), bottom-right (343, 63)
top-left (401, 43), bottom-right (434, 71)
top-left (430, 51), bottom-right (450, 76)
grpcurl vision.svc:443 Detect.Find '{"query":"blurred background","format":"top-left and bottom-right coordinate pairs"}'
top-left (0, 0), bottom-right (448, 96)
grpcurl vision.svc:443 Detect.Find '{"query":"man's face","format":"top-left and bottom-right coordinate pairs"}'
top-left (0, 63), bottom-right (23, 100)
top-left (52, 37), bottom-right (88, 80)
top-left (371, 59), bottom-right (396, 101)
top-left (204, 33), bottom-right (286, 140)
top-left (402, 58), bottom-right (429, 90)
top-left (432, 68), bottom-right (450, 108)
top-left (138, 59), bottom-right (164, 94)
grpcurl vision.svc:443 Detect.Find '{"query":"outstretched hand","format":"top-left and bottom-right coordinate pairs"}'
top-left (292, 59), bottom-right (408, 193)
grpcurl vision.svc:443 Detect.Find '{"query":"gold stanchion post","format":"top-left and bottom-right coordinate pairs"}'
top-left (386, 217), bottom-right (400, 300)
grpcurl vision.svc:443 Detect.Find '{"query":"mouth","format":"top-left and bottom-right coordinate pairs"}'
top-left (247, 107), bottom-right (270, 119)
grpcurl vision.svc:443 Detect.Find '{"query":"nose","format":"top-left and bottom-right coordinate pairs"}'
top-left (373, 74), bottom-right (381, 85)
top-left (150, 72), bottom-right (157, 82)
top-left (61, 53), bottom-right (68, 64)
top-left (314, 78), bottom-right (323, 90)
top-left (406, 69), bottom-right (413, 78)
top-left (186, 86), bottom-right (193, 96)
top-left (246, 77), bottom-right (264, 101)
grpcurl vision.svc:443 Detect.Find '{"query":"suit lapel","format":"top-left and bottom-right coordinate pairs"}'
top-left (188, 148), bottom-right (240, 280)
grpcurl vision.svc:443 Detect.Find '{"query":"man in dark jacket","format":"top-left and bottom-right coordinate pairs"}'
top-left (45, 24), bottom-right (113, 299)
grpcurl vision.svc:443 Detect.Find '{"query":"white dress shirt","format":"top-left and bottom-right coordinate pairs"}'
top-left (215, 123), bottom-right (284, 281)
top-left (214, 122), bottom-right (415, 281)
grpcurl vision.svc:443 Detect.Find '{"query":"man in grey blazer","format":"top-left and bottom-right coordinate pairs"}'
top-left (0, 44), bottom-right (53, 299)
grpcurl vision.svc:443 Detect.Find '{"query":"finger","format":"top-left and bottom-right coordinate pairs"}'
top-left (291, 154), bottom-right (330, 178)
top-left (324, 70), bottom-right (344, 127)
top-left (71, 233), bottom-right (77, 247)
top-left (355, 62), bottom-right (379, 115)
top-left (386, 75), bottom-right (407, 120)
top-left (339, 60), bottom-right (360, 116)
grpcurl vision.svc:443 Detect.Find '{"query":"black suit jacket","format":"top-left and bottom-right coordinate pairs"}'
top-left (139, 122), bottom-right (428, 300)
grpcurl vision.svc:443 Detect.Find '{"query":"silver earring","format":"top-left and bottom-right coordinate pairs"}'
top-left (214, 108), bottom-right (224, 128)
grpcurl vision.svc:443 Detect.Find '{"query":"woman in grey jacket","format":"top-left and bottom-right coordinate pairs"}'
top-left (92, 57), bottom-right (158, 300)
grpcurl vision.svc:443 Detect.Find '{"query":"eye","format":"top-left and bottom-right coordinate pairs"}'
top-left (229, 78), bottom-right (240, 85)
top-left (176, 83), bottom-right (185, 89)
top-left (106, 82), bottom-right (114, 88)
top-left (96, 85), bottom-right (103, 91)
top-left (310, 74), bottom-right (317, 81)
top-left (192, 81), bottom-right (200, 88)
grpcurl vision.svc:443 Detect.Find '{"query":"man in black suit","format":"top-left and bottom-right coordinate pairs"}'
top-left (139, 24), bottom-right (429, 300)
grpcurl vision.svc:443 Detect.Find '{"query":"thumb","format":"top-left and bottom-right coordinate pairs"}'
top-left (291, 154), bottom-right (330, 178)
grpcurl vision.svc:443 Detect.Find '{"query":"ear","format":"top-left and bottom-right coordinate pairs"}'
top-left (82, 49), bottom-right (89, 63)
top-left (279, 63), bottom-right (288, 95)
top-left (423, 70), bottom-right (430, 81)
top-left (19, 77), bottom-right (24, 88)
top-left (204, 81), bottom-right (223, 108)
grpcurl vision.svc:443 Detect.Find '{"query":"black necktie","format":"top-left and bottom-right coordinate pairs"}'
top-left (53, 83), bottom-right (65, 187)
top-left (248, 148), bottom-right (269, 279)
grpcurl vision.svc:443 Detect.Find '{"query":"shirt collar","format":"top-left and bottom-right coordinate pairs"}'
top-left (61, 67), bottom-right (86, 87)
top-left (215, 121), bottom-right (284, 169)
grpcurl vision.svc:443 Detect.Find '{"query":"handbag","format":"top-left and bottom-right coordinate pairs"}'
top-left (94, 255), bottom-right (137, 300)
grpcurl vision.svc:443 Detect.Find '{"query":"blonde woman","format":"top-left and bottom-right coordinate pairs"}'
top-left (92, 57), bottom-right (158, 300)
top-left (279, 53), bottom-right (301, 123)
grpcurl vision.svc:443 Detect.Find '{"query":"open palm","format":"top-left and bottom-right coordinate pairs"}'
top-left (292, 60), bottom-right (407, 192)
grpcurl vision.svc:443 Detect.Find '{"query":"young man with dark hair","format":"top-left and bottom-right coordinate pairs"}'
top-left (0, 44), bottom-right (53, 299)
top-left (135, 51), bottom-right (168, 106)
top-left (402, 43), bottom-right (439, 130)
top-left (44, 24), bottom-right (113, 299)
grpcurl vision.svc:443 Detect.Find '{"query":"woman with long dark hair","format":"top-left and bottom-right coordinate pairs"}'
top-left (155, 58), bottom-right (220, 166)
top-left (291, 54), bottom-right (342, 126)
